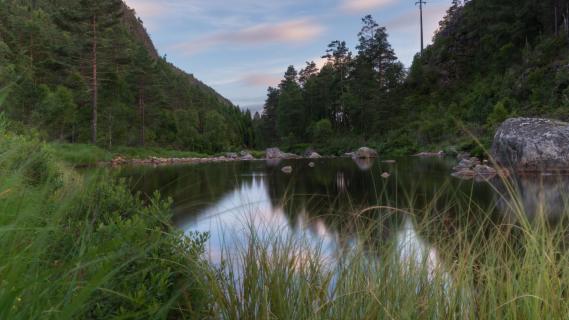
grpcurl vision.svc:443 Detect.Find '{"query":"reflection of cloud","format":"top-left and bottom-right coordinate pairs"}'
top-left (340, 0), bottom-right (397, 12)
top-left (175, 19), bottom-right (325, 55)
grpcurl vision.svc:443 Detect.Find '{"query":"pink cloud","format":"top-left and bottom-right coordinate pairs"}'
top-left (124, 0), bottom-right (169, 17)
top-left (341, 0), bottom-right (397, 13)
top-left (241, 73), bottom-right (282, 87)
top-left (176, 19), bottom-right (325, 55)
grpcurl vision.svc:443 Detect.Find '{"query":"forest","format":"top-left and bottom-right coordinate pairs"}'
top-left (0, 0), bottom-right (254, 153)
top-left (254, 0), bottom-right (569, 155)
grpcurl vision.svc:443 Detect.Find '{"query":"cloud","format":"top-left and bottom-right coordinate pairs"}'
top-left (241, 74), bottom-right (283, 87)
top-left (124, 0), bottom-right (169, 17)
top-left (175, 19), bottom-right (325, 55)
top-left (340, 0), bottom-right (397, 13)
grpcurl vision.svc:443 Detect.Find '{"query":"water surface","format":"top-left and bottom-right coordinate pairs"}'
top-left (117, 157), bottom-right (569, 265)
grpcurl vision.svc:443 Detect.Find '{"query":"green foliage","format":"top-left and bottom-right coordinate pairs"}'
top-left (0, 0), bottom-right (253, 153)
top-left (0, 127), bottom-right (212, 318)
top-left (258, 1), bottom-right (569, 155)
top-left (312, 119), bottom-right (333, 142)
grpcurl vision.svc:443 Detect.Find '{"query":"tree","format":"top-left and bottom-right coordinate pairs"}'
top-left (60, 0), bottom-right (123, 144)
top-left (356, 15), bottom-right (399, 89)
top-left (277, 66), bottom-right (305, 139)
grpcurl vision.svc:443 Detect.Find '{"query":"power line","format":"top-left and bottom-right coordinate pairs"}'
top-left (415, 0), bottom-right (427, 55)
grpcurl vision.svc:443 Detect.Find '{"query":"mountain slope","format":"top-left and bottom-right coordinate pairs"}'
top-left (399, 0), bottom-right (569, 153)
top-left (0, 0), bottom-right (252, 152)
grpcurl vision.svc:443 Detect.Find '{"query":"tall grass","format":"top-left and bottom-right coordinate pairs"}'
top-left (201, 177), bottom-right (569, 319)
top-left (0, 123), bottom-right (212, 318)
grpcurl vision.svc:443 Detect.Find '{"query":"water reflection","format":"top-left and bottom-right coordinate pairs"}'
top-left (496, 173), bottom-right (569, 223)
top-left (116, 157), bottom-right (569, 275)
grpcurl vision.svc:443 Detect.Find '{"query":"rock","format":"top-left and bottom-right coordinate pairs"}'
top-left (415, 151), bottom-right (445, 158)
top-left (284, 153), bottom-right (301, 159)
top-left (111, 156), bottom-right (127, 166)
top-left (344, 152), bottom-right (355, 158)
top-left (382, 160), bottom-right (397, 164)
top-left (281, 166), bottom-right (293, 174)
top-left (453, 159), bottom-right (478, 171)
top-left (308, 162), bottom-right (316, 168)
top-left (353, 157), bottom-right (375, 171)
top-left (307, 152), bottom-right (322, 159)
top-left (492, 118), bottom-right (569, 172)
top-left (266, 148), bottom-right (285, 159)
top-left (353, 147), bottom-right (378, 159)
top-left (225, 152), bottom-right (239, 159)
top-left (473, 165), bottom-right (497, 176)
top-left (451, 169), bottom-right (476, 180)
top-left (238, 151), bottom-right (255, 160)
top-left (457, 152), bottom-right (471, 161)
top-left (381, 172), bottom-right (391, 178)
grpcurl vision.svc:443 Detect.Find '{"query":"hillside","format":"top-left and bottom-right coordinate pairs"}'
top-left (0, 0), bottom-right (253, 153)
top-left (402, 0), bottom-right (569, 153)
top-left (253, 0), bottom-right (569, 156)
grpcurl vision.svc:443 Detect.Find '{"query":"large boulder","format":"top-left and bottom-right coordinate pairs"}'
top-left (353, 147), bottom-right (378, 159)
top-left (492, 118), bottom-right (569, 172)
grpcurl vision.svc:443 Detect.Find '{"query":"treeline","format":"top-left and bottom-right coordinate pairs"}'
top-left (254, 15), bottom-right (406, 151)
top-left (0, 0), bottom-right (254, 152)
top-left (255, 0), bottom-right (569, 155)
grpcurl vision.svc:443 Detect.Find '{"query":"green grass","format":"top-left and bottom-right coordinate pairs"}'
top-left (0, 131), bottom-right (213, 318)
top-left (200, 179), bottom-right (569, 319)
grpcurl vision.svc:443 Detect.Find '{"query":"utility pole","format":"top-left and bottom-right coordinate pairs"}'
top-left (416, 0), bottom-right (427, 55)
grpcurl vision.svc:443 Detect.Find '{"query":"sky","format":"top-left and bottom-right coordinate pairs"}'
top-left (124, 0), bottom-right (451, 113)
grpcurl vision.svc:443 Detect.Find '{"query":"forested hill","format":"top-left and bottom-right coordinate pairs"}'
top-left (254, 0), bottom-right (569, 155)
top-left (0, 0), bottom-right (254, 152)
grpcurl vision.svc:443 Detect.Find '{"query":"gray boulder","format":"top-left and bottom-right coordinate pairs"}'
top-left (266, 148), bottom-right (286, 159)
top-left (492, 118), bottom-right (569, 172)
top-left (225, 153), bottom-right (239, 159)
top-left (353, 147), bottom-right (378, 159)
top-left (308, 152), bottom-right (322, 159)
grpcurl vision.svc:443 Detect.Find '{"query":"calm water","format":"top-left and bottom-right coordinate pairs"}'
top-left (116, 157), bottom-right (569, 265)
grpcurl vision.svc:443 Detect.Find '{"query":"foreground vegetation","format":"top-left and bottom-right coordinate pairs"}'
top-left (7, 114), bottom-right (569, 318)
top-left (207, 181), bottom-right (569, 319)
top-left (0, 121), bottom-right (212, 318)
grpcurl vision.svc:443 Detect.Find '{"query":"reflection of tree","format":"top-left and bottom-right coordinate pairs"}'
top-left (117, 162), bottom-right (257, 226)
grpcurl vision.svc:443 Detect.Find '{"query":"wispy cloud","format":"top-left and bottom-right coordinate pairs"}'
top-left (241, 74), bottom-right (283, 87)
top-left (124, 0), bottom-right (169, 17)
top-left (175, 19), bottom-right (325, 55)
top-left (340, 0), bottom-right (397, 13)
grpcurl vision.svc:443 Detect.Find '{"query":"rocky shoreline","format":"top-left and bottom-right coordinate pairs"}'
top-left (107, 147), bottom-right (377, 167)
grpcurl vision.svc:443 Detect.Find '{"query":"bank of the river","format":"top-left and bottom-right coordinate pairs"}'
top-left (1, 133), bottom-right (213, 318)
top-left (48, 142), bottom-right (266, 166)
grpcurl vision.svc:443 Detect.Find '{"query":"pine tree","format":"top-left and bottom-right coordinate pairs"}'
top-left (60, 0), bottom-right (123, 144)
